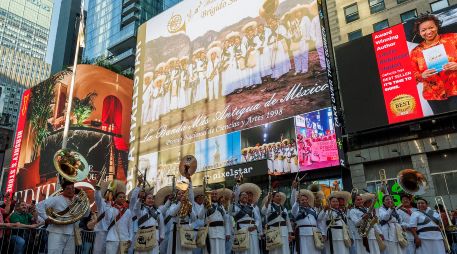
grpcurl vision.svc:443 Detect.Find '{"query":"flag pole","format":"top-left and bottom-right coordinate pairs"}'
top-left (62, 1), bottom-right (84, 149)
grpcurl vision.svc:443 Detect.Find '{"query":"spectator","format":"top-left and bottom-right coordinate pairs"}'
top-left (9, 200), bottom-right (41, 254)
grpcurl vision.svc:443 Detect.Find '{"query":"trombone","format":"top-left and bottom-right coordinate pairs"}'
top-left (379, 169), bottom-right (389, 195)
top-left (434, 196), bottom-right (454, 253)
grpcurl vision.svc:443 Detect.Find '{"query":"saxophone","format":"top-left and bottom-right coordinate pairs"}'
top-left (178, 190), bottom-right (193, 217)
top-left (358, 196), bottom-right (378, 238)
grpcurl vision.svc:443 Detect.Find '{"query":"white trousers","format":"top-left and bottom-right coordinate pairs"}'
top-left (295, 235), bottom-right (321, 254)
top-left (203, 237), bottom-right (225, 254)
top-left (106, 241), bottom-right (121, 254)
top-left (47, 232), bottom-right (75, 254)
top-left (416, 239), bottom-right (446, 254)
top-left (353, 239), bottom-right (381, 254)
top-left (93, 231), bottom-right (107, 254)
top-left (382, 240), bottom-right (406, 254)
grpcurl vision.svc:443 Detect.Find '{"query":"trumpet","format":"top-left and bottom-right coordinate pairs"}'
top-left (203, 173), bottom-right (211, 209)
top-left (434, 196), bottom-right (453, 253)
top-left (168, 174), bottom-right (177, 202)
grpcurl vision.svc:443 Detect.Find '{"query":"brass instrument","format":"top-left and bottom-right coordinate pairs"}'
top-left (358, 195), bottom-right (378, 238)
top-left (46, 149), bottom-right (91, 225)
top-left (168, 174), bottom-right (177, 202)
top-left (177, 155), bottom-right (197, 217)
top-left (396, 169), bottom-right (428, 195)
top-left (434, 196), bottom-right (453, 253)
top-left (203, 172), bottom-right (211, 209)
top-left (379, 169), bottom-right (389, 195)
top-left (95, 165), bottom-right (107, 189)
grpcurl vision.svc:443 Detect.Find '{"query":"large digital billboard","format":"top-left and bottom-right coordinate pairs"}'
top-left (6, 65), bottom-right (133, 202)
top-left (336, 6), bottom-right (457, 133)
top-left (129, 0), bottom-right (342, 191)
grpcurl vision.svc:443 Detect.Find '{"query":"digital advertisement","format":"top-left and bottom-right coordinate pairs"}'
top-left (336, 6), bottom-right (457, 133)
top-left (129, 0), bottom-right (341, 191)
top-left (7, 65), bottom-right (133, 202)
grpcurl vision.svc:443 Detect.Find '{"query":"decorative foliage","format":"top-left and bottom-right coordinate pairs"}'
top-left (72, 92), bottom-right (97, 126)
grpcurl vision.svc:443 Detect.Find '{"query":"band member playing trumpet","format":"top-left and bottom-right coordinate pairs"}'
top-left (231, 183), bottom-right (262, 254)
top-left (102, 183), bottom-right (133, 254)
top-left (379, 195), bottom-right (406, 254)
top-left (291, 181), bottom-right (322, 254)
top-left (397, 194), bottom-right (417, 254)
top-left (131, 186), bottom-right (165, 254)
top-left (261, 190), bottom-right (292, 254)
top-left (348, 193), bottom-right (382, 254)
top-left (322, 193), bottom-right (351, 254)
top-left (410, 197), bottom-right (446, 254)
top-left (200, 189), bottom-right (230, 254)
top-left (37, 180), bottom-right (90, 254)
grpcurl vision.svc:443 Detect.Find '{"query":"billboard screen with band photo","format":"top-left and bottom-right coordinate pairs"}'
top-left (336, 6), bottom-right (457, 133)
top-left (129, 0), bottom-right (343, 192)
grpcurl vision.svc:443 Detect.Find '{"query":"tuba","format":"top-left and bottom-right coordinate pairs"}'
top-left (396, 169), bottom-right (428, 195)
top-left (177, 155), bottom-right (197, 217)
top-left (46, 149), bottom-right (90, 225)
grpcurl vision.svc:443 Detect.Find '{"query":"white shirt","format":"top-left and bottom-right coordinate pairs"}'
top-left (410, 208), bottom-right (443, 240)
top-left (205, 203), bottom-right (230, 238)
top-left (397, 206), bottom-right (417, 241)
top-left (104, 206), bottom-right (133, 241)
top-left (37, 194), bottom-right (89, 235)
top-left (291, 202), bottom-right (319, 236)
top-left (133, 201), bottom-right (165, 240)
top-left (262, 202), bottom-right (293, 235)
top-left (94, 189), bottom-right (111, 232)
top-left (379, 206), bottom-right (402, 242)
top-left (348, 207), bottom-right (381, 240)
top-left (321, 209), bottom-right (347, 240)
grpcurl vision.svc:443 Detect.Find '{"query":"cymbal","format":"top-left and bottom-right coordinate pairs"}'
top-left (179, 155), bottom-right (197, 176)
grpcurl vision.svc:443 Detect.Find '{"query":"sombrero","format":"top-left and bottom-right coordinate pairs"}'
top-left (261, 191), bottom-right (286, 208)
top-left (153, 75), bottom-right (166, 88)
top-left (193, 48), bottom-right (205, 55)
top-left (207, 46), bottom-right (222, 59)
top-left (242, 21), bottom-right (257, 32)
top-left (329, 191), bottom-right (351, 204)
top-left (193, 186), bottom-right (205, 197)
top-left (361, 193), bottom-right (376, 203)
top-left (155, 62), bottom-right (166, 71)
top-left (167, 57), bottom-right (179, 65)
top-left (208, 41), bottom-right (222, 49)
top-left (225, 31), bottom-right (240, 40)
top-left (299, 189), bottom-right (315, 207)
top-left (217, 188), bottom-right (233, 208)
top-left (239, 183), bottom-right (261, 203)
top-left (155, 186), bottom-right (173, 206)
top-left (290, 4), bottom-right (305, 14)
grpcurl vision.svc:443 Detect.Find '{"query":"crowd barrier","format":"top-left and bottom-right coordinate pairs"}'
top-left (0, 226), bottom-right (95, 254)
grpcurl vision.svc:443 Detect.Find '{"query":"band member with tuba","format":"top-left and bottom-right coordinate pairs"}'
top-left (410, 197), bottom-right (446, 254)
top-left (37, 180), bottom-right (90, 254)
top-left (291, 181), bottom-right (322, 254)
top-left (322, 192), bottom-right (352, 254)
top-left (231, 183), bottom-right (262, 254)
top-left (397, 194), bottom-right (418, 254)
top-left (379, 195), bottom-right (406, 254)
top-left (261, 190), bottom-right (292, 254)
top-left (131, 185), bottom-right (165, 254)
top-left (200, 188), bottom-right (231, 254)
top-left (348, 193), bottom-right (382, 254)
top-left (101, 181), bottom-right (133, 254)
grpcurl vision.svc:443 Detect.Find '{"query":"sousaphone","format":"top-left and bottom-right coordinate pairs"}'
top-left (46, 148), bottom-right (91, 225)
top-left (397, 168), bottom-right (428, 195)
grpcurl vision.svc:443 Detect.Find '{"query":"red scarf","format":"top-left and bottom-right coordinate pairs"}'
top-left (113, 203), bottom-right (127, 221)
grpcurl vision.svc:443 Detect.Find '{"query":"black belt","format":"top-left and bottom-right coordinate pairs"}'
top-left (329, 226), bottom-right (343, 230)
top-left (140, 225), bottom-right (158, 230)
top-left (268, 221), bottom-right (286, 228)
top-left (180, 222), bottom-right (189, 225)
top-left (417, 226), bottom-right (440, 234)
top-left (298, 225), bottom-right (317, 228)
top-left (238, 220), bottom-right (255, 225)
top-left (209, 221), bottom-right (224, 227)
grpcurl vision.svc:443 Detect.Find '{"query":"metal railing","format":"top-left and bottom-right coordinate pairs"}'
top-left (0, 226), bottom-right (96, 254)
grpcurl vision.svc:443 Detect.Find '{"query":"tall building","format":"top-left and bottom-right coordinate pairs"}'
top-left (83, 0), bottom-right (171, 74)
top-left (46, 0), bottom-right (83, 74)
top-left (0, 0), bottom-right (53, 129)
top-left (327, 0), bottom-right (457, 45)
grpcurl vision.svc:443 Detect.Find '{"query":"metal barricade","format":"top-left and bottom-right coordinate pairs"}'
top-left (0, 226), bottom-right (96, 254)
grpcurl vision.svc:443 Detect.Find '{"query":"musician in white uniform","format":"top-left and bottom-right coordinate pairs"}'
top-left (268, 16), bottom-right (291, 80)
top-left (200, 189), bottom-right (230, 254)
top-left (379, 195), bottom-right (406, 254)
top-left (155, 187), bottom-right (174, 254)
top-left (397, 194), bottom-right (418, 254)
top-left (262, 191), bottom-right (292, 254)
top-left (37, 181), bottom-right (90, 254)
top-left (131, 187), bottom-right (165, 254)
top-left (290, 182), bottom-right (322, 254)
top-left (166, 183), bottom-right (196, 254)
top-left (193, 49), bottom-right (208, 102)
top-left (231, 183), bottom-right (262, 254)
top-left (256, 23), bottom-right (273, 78)
top-left (103, 187), bottom-right (133, 254)
top-left (322, 193), bottom-right (351, 254)
top-left (190, 186), bottom-right (205, 254)
top-left (348, 193), bottom-right (381, 254)
top-left (206, 46), bottom-right (221, 101)
top-left (410, 197), bottom-right (446, 254)
top-left (241, 21), bottom-right (262, 88)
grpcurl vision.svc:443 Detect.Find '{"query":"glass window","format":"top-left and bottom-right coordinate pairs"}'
top-left (369, 0), bottom-right (385, 14)
top-left (373, 20), bottom-right (389, 32)
top-left (348, 29), bottom-right (363, 41)
top-left (344, 3), bottom-right (359, 23)
top-left (400, 9), bottom-right (417, 23)
top-left (430, 0), bottom-right (449, 12)
top-left (397, 0), bottom-right (409, 4)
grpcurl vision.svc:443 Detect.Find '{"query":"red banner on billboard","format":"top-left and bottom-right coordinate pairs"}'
top-left (5, 89), bottom-right (31, 195)
top-left (372, 24), bottom-right (424, 124)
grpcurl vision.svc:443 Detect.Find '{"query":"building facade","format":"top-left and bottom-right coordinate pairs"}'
top-left (0, 0), bottom-right (53, 129)
top-left (46, 0), bottom-right (83, 74)
top-left (328, 0), bottom-right (457, 45)
top-left (83, 0), bottom-right (180, 74)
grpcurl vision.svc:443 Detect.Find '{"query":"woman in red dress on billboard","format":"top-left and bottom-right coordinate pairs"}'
top-left (410, 14), bottom-right (457, 115)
